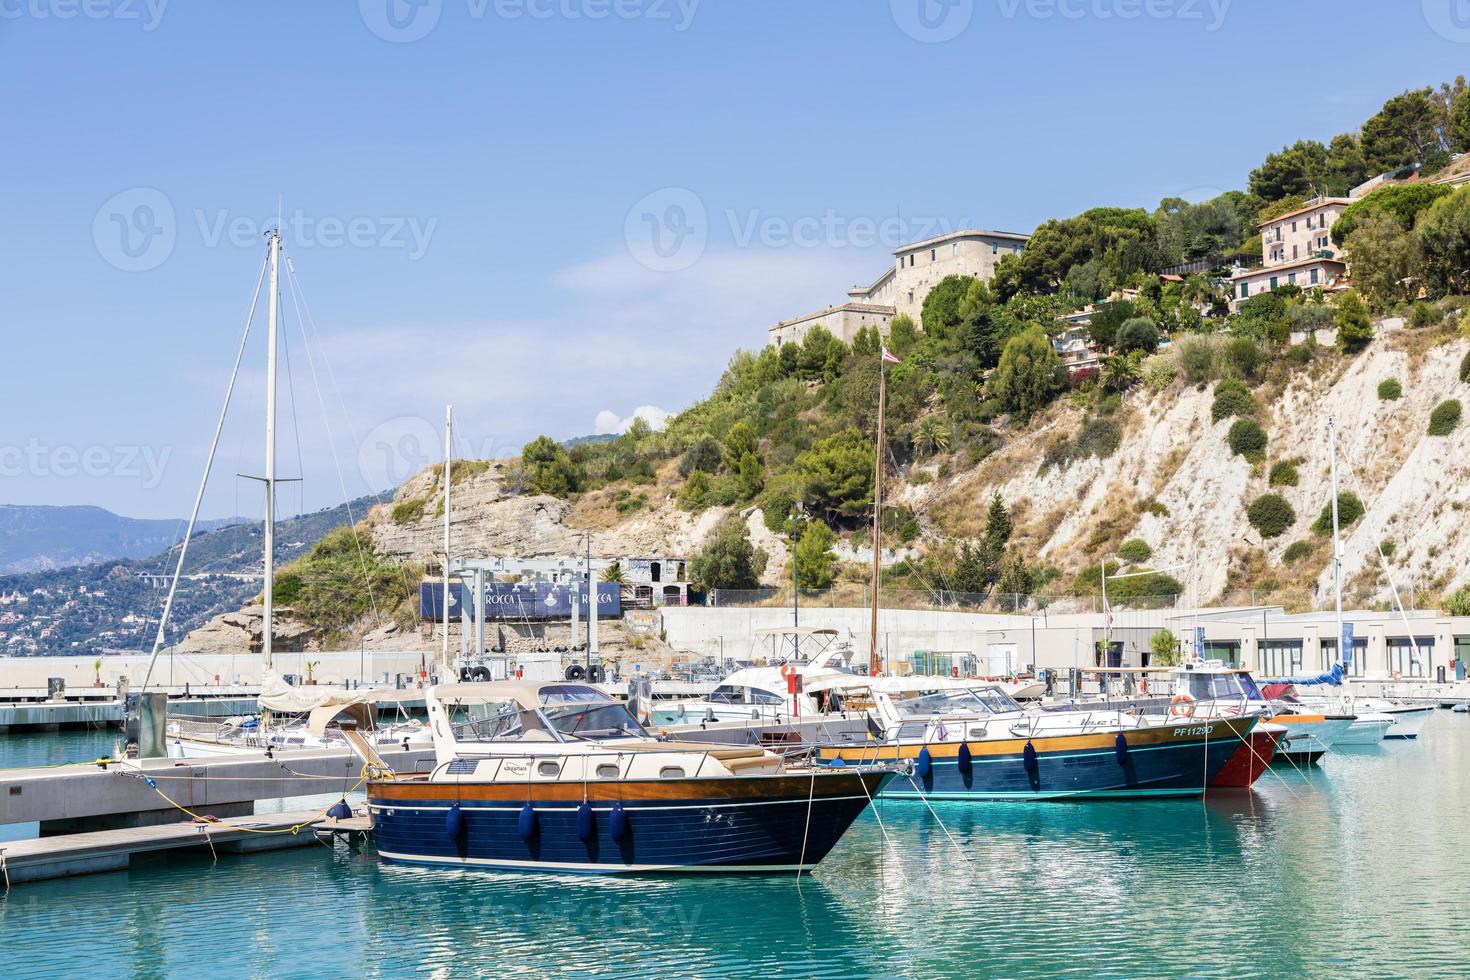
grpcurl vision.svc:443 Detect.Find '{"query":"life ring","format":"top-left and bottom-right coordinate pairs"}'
top-left (1392, 671), bottom-right (1402, 682)
top-left (779, 663), bottom-right (795, 679)
top-left (1168, 693), bottom-right (1195, 718)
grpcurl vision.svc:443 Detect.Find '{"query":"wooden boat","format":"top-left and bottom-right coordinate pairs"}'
top-left (361, 681), bottom-right (897, 874)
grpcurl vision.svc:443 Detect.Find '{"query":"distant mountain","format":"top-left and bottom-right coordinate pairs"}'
top-left (0, 495), bottom-right (386, 656)
top-left (563, 433), bottom-right (617, 448)
top-left (0, 505), bottom-right (243, 574)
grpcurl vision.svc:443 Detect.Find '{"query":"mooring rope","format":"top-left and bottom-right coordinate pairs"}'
top-left (795, 764), bottom-right (817, 881)
top-left (118, 765), bottom-right (370, 836)
top-left (901, 773), bottom-right (971, 865)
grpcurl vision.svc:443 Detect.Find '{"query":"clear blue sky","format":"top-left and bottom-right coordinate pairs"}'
top-left (1, 0), bottom-right (1464, 519)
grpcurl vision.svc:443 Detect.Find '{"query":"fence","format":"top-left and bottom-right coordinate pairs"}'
top-left (704, 586), bottom-right (1436, 616)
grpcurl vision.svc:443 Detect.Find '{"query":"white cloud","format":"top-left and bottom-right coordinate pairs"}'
top-left (594, 405), bottom-right (672, 436)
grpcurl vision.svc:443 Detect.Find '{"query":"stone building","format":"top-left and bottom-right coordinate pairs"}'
top-left (768, 228), bottom-right (1030, 347)
top-left (1231, 197), bottom-right (1350, 309)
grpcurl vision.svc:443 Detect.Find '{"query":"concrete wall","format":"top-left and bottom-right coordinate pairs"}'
top-left (884, 233), bottom-right (1026, 322)
top-left (768, 303), bottom-right (896, 348)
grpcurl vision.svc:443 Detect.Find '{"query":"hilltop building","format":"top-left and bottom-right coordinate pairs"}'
top-left (769, 228), bottom-right (1030, 347)
top-left (1231, 197), bottom-right (1350, 309)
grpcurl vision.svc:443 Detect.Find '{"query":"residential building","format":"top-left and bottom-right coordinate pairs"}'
top-left (1231, 197), bottom-right (1350, 309)
top-left (768, 228), bottom-right (1029, 347)
top-left (1051, 325), bottom-right (1100, 375)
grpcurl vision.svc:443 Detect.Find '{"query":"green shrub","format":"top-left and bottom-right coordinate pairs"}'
top-left (1211, 379), bottom-right (1254, 422)
top-left (1411, 301), bottom-right (1441, 329)
top-left (1377, 377), bottom-right (1402, 400)
top-left (1286, 342), bottom-right (1315, 367)
top-left (678, 436), bottom-right (723, 477)
top-left (908, 470), bottom-right (934, 486)
top-left (1429, 399), bottom-right (1463, 436)
top-left (1137, 497), bottom-right (1170, 518)
top-left (391, 498), bottom-right (426, 524)
top-left (1227, 418), bottom-right (1268, 458)
top-left (1335, 291), bottom-right (1373, 352)
top-left (1221, 337), bottom-right (1264, 380)
top-left (1312, 492), bottom-right (1366, 535)
top-left (1282, 540), bottom-right (1312, 564)
top-left (1268, 458), bottom-right (1300, 487)
top-left (1461, 349), bottom-right (1470, 384)
top-left (1118, 538), bottom-right (1153, 563)
top-left (1444, 586), bottom-right (1470, 617)
top-left (1247, 493), bottom-right (1296, 539)
top-left (1042, 416), bottom-right (1123, 469)
top-left (1177, 337), bottom-right (1217, 385)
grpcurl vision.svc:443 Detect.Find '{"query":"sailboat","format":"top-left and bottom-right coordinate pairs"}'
top-left (149, 228), bottom-right (425, 758)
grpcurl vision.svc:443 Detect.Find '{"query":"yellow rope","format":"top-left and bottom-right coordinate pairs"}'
top-left (132, 764), bottom-right (371, 836)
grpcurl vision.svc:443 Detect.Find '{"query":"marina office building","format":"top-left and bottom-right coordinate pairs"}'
top-left (660, 605), bottom-right (1470, 681)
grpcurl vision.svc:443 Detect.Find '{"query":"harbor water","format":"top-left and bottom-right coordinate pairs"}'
top-left (2, 718), bottom-right (1469, 979)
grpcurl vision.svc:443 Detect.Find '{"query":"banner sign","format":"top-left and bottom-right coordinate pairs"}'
top-left (1340, 622), bottom-right (1355, 666)
top-left (1194, 626), bottom-right (1206, 660)
top-left (420, 582), bottom-right (621, 621)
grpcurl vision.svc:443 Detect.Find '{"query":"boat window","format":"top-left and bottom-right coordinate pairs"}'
top-left (896, 688), bottom-right (1016, 717)
top-left (707, 685), bottom-right (744, 704)
top-left (1186, 674), bottom-right (1249, 701)
top-left (542, 701), bottom-right (650, 741)
top-left (539, 685), bottom-right (613, 706)
top-left (659, 766), bottom-right (686, 779)
top-left (448, 699), bottom-right (550, 742)
top-left (537, 761), bottom-right (561, 777)
top-left (595, 764), bottom-right (620, 778)
top-left (749, 688), bottom-right (785, 705)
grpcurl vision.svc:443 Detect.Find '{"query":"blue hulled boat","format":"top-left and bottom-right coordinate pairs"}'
top-left (365, 682), bottom-right (897, 874)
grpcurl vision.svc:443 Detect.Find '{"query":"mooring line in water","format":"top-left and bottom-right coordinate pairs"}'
top-left (795, 765), bottom-right (817, 882)
top-left (117, 765), bottom-right (371, 835)
top-left (1, 849), bottom-right (9, 891)
top-left (854, 766), bottom-right (909, 888)
top-left (901, 775), bottom-right (971, 865)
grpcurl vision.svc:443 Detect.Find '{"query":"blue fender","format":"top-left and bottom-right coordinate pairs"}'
top-left (916, 746), bottom-right (933, 778)
top-left (327, 799), bottom-right (353, 820)
top-left (1023, 740), bottom-right (1038, 773)
top-left (576, 802), bottom-right (595, 842)
top-left (1114, 732), bottom-right (1129, 766)
top-left (956, 742), bottom-right (973, 776)
top-left (518, 803), bottom-right (539, 842)
top-left (445, 803), bottom-right (466, 841)
top-left (609, 802), bottom-right (629, 841)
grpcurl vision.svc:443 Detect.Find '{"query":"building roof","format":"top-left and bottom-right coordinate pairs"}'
top-left (1232, 255), bottom-right (1347, 281)
top-left (849, 264), bottom-right (896, 297)
top-left (1257, 197), bottom-right (1352, 228)
top-left (893, 228), bottom-right (1030, 255)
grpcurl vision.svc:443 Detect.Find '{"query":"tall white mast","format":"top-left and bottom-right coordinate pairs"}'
top-left (442, 404), bottom-right (453, 675)
top-left (1329, 417), bottom-right (1345, 667)
top-left (261, 228), bottom-right (281, 671)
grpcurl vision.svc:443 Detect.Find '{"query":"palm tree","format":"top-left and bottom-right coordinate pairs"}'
top-left (1101, 351), bottom-right (1143, 393)
top-left (600, 561), bottom-right (625, 584)
top-left (913, 414), bottom-right (952, 458)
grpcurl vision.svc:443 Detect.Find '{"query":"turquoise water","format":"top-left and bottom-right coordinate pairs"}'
top-left (3, 718), bottom-right (1470, 978)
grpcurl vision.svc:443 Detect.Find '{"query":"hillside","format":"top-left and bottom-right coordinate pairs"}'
top-left (0, 497), bottom-right (381, 656)
top-left (0, 505), bottom-right (241, 574)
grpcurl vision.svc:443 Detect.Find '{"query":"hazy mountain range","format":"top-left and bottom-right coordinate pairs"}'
top-left (0, 505), bottom-right (245, 574)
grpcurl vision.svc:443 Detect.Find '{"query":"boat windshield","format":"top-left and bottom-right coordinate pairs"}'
top-left (896, 687), bottom-right (1020, 717)
top-left (541, 701), bottom-right (649, 741)
top-left (1184, 673), bottom-right (1251, 701)
top-left (451, 700), bottom-right (553, 742)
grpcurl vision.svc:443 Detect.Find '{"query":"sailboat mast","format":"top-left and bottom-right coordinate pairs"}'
top-left (261, 229), bottom-right (281, 671)
top-left (869, 361), bottom-right (887, 675)
top-left (442, 404), bottom-right (453, 675)
top-left (1329, 416), bottom-right (1345, 664)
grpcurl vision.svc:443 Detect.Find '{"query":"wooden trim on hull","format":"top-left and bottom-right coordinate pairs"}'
top-left (368, 770), bottom-right (892, 804)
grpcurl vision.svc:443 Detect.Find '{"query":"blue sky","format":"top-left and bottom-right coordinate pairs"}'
top-left (1, 0), bottom-right (1466, 519)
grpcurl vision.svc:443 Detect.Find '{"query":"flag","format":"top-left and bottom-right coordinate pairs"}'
top-left (881, 347), bottom-right (900, 364)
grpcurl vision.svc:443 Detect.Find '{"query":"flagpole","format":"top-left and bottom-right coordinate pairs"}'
top-left (870, 355), bottom-right (888, 676)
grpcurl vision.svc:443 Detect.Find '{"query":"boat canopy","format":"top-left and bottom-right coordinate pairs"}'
top-left (752, 627), bottom-right (839, 639)
top-left (430, 681), bottom-right (614, 711)
top-left (258, 670), bottom-right (403, 714)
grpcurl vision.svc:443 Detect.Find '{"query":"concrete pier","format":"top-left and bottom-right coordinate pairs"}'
top-left (1, 746), bottom-right (434, 833)
top-left (0, 806), bottom-right (364, 885)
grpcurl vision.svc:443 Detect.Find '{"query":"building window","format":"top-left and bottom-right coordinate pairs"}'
top-left (952, 243), bottom-right (958, 256)
top-left (930, 248), bottom-right (937, 262)
top-left (992, 243), bottom-right (999, 255)
top-left (910, 255), bottom-right (916, 267)
top-left (1291, 221), bottom-right (1297, 232)
top-left (907, 291), bottom-right (914, 303)
top-left (1239, 282), bottom-right (1249, 299)
top-left (1259, 640), bottom-right (1303, 678)
top-left (1322, 639), bottom-right (1367, 676)
top-left (1310, 269), bottom-right (1319, 285)
top-left (1387, 637), bottom-right (1435, 678)
top-left (1288, 272), bottom-right (1297, 285)
top-left (1269, 276), bottom-right (1278, 290)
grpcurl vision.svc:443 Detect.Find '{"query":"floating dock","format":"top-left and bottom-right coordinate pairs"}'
top-left (0, 806), bottom-right (370, 885)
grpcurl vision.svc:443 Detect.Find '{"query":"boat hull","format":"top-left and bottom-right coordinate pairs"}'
top-left (367, 770), bottom-right (891, 875)
top-left (1209, 726), bottom-right (1283, 788)
top-left (1268, 715), bottom-right (1352, 766)
top-left (817, 717), bottom-right (1256, 801)
top-left (1384, 706), bottom-right (1434, 739)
